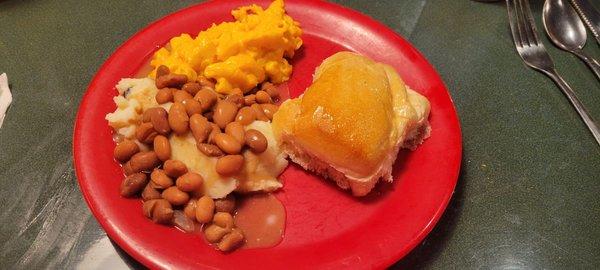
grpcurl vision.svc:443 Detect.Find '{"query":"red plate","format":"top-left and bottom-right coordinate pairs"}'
top-left (73, 0), bottom-right (462, 269)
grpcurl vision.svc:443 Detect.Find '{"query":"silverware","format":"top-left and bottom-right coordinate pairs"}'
top-left (571, 0), bottom-right (600, 45)
top-left (506, 0), bottom-right (600, 146)
top-left (543, 0), bottom-right (600, 80)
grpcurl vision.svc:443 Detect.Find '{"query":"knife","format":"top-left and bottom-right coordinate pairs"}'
top-left (571, 0), bottom-right (600, 45)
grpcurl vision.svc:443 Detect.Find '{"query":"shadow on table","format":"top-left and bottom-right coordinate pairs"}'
top-left (392, 158), bottom-right (467, 269)
top-left (111, 240), bottom-right (147, 270)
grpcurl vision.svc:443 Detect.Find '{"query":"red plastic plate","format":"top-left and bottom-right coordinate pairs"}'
top-left (73, 0), bottom-right (462, 269)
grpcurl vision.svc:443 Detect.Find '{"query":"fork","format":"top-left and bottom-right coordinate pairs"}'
top-left (507, 0), bottom-right (600, 146)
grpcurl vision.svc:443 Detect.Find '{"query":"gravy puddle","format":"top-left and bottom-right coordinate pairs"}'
top-left (134, 57), bottom-right (153, 78)
top-left (234, 193), bottom-right (285, 249)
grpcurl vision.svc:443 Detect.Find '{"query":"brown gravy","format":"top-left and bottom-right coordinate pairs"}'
top-left (134, 43), bottom-right (172, 78)
top-left (134, 57), bottom-right (153, 78)
top-left (274, 82), bottom-right (290, 105)
top-left (234, 193), bottom-right (285, 249)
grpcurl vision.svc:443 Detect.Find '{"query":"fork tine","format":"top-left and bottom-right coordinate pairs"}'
top-left (515, 0), bottom-right (532, 47)
top-left (520, 0), bottom-right (541, 45)
top-left (507, 0), bottom-right (523, 48)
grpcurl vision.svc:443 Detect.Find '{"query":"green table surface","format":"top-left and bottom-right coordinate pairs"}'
top-left (1, 0), bottom-right (599, 269)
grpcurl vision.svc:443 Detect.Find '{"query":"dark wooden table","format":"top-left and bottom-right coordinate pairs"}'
top-left (0, 0), bottom-right (598, 268)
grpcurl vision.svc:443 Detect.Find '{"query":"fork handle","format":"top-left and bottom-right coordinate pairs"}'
top-left (544, 69), bottom-right (600, 146)
top-left (573, 49), bottom-right (600, 82)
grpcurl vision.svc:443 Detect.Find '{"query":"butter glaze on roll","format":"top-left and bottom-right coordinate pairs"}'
top-left (272, 52), bottom-right (431, 196)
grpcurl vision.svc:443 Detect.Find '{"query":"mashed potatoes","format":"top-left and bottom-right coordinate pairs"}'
top-left (106, 78), bottom-right (288, 198)
top-left (105, 78), bottom-right (160, 138)
top-left (150, 0), bottom-right (303, 94)
top-left (170, 121), bottom-right (288, 198)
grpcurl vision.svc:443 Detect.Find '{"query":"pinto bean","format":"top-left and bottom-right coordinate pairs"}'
top-left (120, 173), bottom-right (148, 197)
top-left (168, 102), bottom-right (189, 135)
top-left (114, 140), bottom-right (140, 163)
